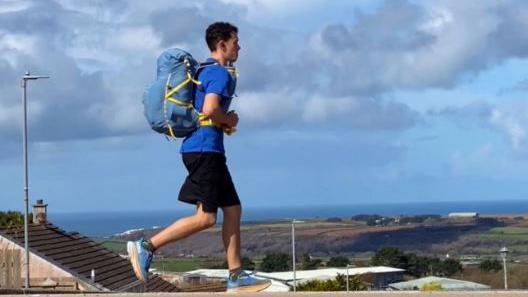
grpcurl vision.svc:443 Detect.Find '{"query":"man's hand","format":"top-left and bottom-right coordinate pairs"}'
top-left (225, 111), bottom-right (239, 128)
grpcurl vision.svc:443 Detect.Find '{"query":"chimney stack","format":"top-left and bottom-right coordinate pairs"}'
top-left (33, 199), bottom-right (48, 224)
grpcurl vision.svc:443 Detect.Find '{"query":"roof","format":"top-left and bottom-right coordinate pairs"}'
top-left (389, 276), bottom-right (490, 291)
top-left (256, 267), bottom-right (404, 282)
top-left (0, 222), bottom-right (179, 292)
top-left (448, 212), bottom-right (479, 217)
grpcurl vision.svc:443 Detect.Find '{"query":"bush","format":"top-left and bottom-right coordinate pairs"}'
top-left (260, 253), bottom-right (291, 272)
top-left (440, 258), bottom-right (463, 277)
top-left (421, 281), bottom-right (443, 291)
top-left (371, 247), bottom-right (408, 269)
top-left (0, 211), bottom-right (26, 228)
top-left (371, 247), bottom-right (463, 277)
top-left (479, 259), bottom-right (502, 273)
top-left (297, 274), bottom-right (367, 291)
top-left (327, 256), bottom-right (350, 268)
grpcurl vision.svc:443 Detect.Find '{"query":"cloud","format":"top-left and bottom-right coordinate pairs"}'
top-left (490, 103), bottom-right (528, 152)
top-left (431, 100), bottom-right (528, 154)
top-left (498, 78), bottom-right (528, 95)
top-left (288, 0), bottom-right (528, 97)
top-left (7, 0), bottom-right (528, 146)
top-left (302, 96), bottom-right (417, 130)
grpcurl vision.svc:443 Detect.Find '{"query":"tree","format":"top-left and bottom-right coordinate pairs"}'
top-left (479, 259), bottom-right (502, 272)
top-left (260, 253), bottom-right (291, 272)
top-left (371, 247), bottom-right (408, 269)
top-left (327, 256), bottom-right (350, 268)
top-left (406, 253), bottom-right (431, 277)
top-left (0, 211), bottom-right (25, 228)
top-left (440, 258), bottom-right (463, 276)
top-left (371, 247), bottom-right (464, 277)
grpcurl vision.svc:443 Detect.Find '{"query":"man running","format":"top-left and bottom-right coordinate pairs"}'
top-left (128, 22), bottom-right (271, 292)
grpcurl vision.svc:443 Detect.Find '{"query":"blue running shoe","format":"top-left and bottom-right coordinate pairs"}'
top-left (226, 271), bottom-right (271, 292)
top-left (127, 238), bottom-right (153, 282)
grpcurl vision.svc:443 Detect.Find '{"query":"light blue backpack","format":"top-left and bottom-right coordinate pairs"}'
top-left (143, 48), bottom-right (202, 138)
top-left (143, 48), bottom-right (237, 138)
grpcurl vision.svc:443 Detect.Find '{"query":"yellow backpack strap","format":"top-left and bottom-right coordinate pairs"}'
top-left (165, 71), bottom-right (201, 99)
top-left (198, 113), bottom-right (236, 135)
top-left (162, 62), bottom-right (202, 139)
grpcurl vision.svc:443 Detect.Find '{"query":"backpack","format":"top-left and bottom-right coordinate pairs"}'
top-left (143, 48), bottom-right (237, 138)
top-left (143, 48), bottom-right (202, 138)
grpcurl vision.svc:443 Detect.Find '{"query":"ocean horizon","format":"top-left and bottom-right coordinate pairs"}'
top-left (47, 199), bottom-right (528, 237)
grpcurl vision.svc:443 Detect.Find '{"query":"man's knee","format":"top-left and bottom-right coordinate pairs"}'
top-left (222, 205), bottom-right (241, 219)
top-left (196, 213), bottom-right (217, 229)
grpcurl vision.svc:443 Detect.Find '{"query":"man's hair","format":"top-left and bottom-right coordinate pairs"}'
top-left (206, 22), bottom-right (238, 51)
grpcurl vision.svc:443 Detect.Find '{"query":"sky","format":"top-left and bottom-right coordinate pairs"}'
top-left (2, 0), bottom-right (528, 213)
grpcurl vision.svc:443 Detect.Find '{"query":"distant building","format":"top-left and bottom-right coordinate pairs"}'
top-left (389, 276), bottom-right (490, 291)
top-left (183, 269), bottom-right (290, 292)
top-left (0, 200), bottom-right (178, 293)
top-left (448, 212), bottom-right (479, 218)
top-left (186, 266), bottom-right (405, 291)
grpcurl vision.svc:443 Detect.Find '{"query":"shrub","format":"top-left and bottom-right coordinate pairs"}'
top-left (327, 256), bottom-right (350, 267)
top-left (421, 281), bottom-right (443, 291)
top-left (479, 259), bottom-right (502, 273)
top-left (296, 274), bottom-right (367, 291)
top-left (260, 253), bottom-right (291, 272)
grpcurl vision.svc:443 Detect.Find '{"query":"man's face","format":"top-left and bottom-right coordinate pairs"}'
top-left (222, 32), bottom-right (240, 62)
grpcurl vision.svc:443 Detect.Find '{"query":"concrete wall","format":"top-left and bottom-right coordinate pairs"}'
top-left (0, 236), bottom-right (73, 279)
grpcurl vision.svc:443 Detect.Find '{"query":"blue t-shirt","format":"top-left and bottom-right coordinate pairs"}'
top-left (180, 58), bottom-right (236, 154)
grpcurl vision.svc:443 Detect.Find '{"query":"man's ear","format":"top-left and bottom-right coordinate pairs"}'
top-left (218, 40), bottom-right (227, 52)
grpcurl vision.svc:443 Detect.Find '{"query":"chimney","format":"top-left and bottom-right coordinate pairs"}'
top-left (33, 199), bottom-right (48, 224)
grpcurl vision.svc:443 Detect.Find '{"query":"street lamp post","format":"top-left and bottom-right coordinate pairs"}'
top-left (291, 219), bottom-right (304, 292)
top-left (21, 71), bottom-right (49, 289)
top-left (500, 247), bottom-right (509, 290)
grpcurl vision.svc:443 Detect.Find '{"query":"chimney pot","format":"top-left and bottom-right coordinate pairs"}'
top-left (33, 199), bottom-right (48, 225)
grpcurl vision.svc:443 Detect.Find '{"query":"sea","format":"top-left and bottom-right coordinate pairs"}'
top-left (48, 200), bottom-right (528, 238)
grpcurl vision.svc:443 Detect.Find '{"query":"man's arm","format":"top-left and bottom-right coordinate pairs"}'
top-left (202, 93), bottom-right (238, 128)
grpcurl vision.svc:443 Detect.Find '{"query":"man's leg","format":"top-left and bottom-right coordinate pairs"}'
top-left (223, 204), bottom-right (272, 292)
top-left (150, 203), bottom-right (217, 250)
top-left (221, 205), bottom-right (242, 271)
top-left (128, 203), bottom-right (217, 282)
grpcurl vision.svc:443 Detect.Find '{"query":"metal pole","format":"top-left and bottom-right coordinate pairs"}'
top-left (21, 71), bottom-right (49, 289)
top-left (503, 256), bottom-right (508, 290)
top-left (346, 265), bottom-right (349, 292)
top-left (22, 73), bottom-right (29, 289)
top-left (292, 220), bottom-right (296, 292)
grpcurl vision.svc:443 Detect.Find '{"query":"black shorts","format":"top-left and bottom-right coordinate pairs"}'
top-left (178, 153), bottom-right (240, 213)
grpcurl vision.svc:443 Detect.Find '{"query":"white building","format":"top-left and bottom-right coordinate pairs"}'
top-left (185, 266), bottom-right (405, 291)
top-left (389, 276), bottom-right (490, 291)
top-left (447, 212), bottom-right (479, 218)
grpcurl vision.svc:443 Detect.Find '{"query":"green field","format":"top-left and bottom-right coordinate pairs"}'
top-left (151, 257), bottom-right (224, 272)
top-left (99, 240), bottom-right (127, 254)
top-left (489, 227), bottom-right (528, 235)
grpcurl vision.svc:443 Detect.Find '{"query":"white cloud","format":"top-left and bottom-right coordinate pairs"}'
top-left (232, 91), bottom-right (296, 125)
top-left (303, 97), bottom-right (358, 122)
top-left (0, 0), bottom-right (32, 14)
top-left (490, 105), bottom-right (528, 151)
top-left (3, 0), bottom-right (528, 145)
